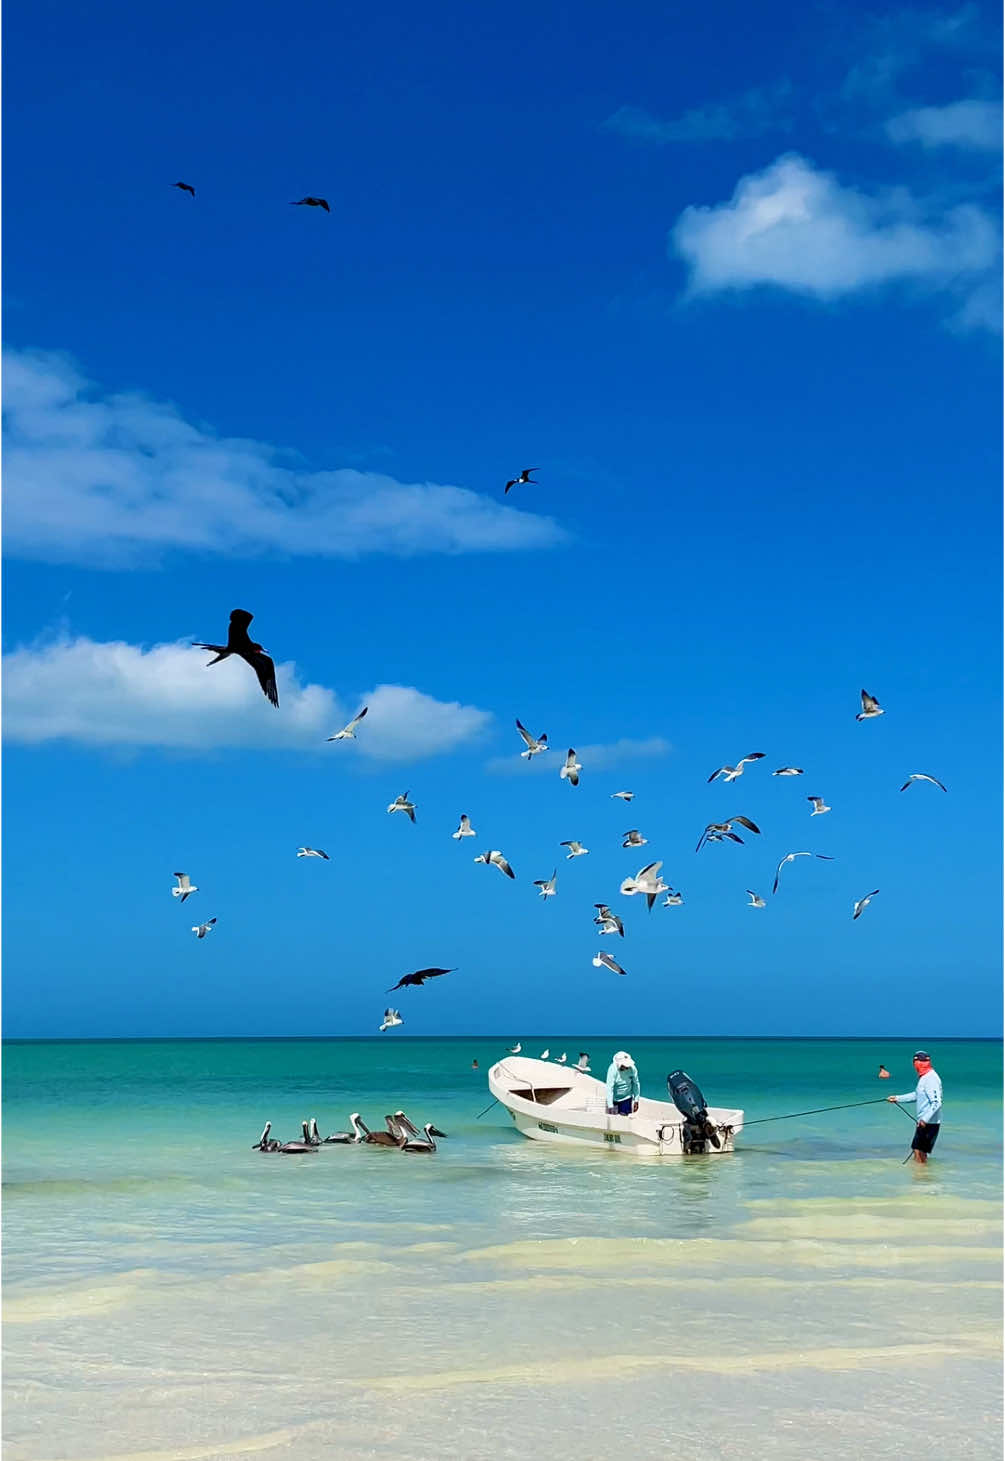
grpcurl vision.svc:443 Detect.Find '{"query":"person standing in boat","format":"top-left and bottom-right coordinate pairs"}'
top-left (888, 1050), bottom-right (943, 1163)
top-left (605, 1051), bottom-right (640, 1115)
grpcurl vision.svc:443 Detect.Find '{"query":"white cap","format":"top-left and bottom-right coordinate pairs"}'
top-left (613, 1050), bottom-right (634, 1067)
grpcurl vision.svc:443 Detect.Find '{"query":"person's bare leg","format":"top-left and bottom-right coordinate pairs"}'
top-left (913, 1151), bottom-right (928, 1164)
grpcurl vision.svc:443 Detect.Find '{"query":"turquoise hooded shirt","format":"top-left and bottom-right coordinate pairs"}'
top-left (606, 1060), bottom-right (640, 1106)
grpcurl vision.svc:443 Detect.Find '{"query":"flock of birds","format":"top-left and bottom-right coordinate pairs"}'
top-left (175, 622), bottom-right (950, 1006)
top-left (251, 1111), bottom-right (447, 1155)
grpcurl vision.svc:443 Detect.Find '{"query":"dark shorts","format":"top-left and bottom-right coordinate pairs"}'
top-left (614, 1097), bottom-right (634, 1115)
top-left (911, 1123), bottom-right (941, 1153)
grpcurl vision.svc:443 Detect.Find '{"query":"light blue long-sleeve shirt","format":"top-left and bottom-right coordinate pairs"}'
top-left (606, 1062), bottom-right (640, 1106)
top-left (892, 1069), bottom-right (943, 1124)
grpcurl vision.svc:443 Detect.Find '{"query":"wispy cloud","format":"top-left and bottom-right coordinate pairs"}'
top-left (840, 5), bottom-right (981, 108)
top-left (2, 350), bottom-right (566, 568)
top-left (485, 736), bottom-right (671, 776)
top-left (2, 635), bottom-right (493, 760)
top-left (670, 153), bottom-right (1000, 328)
top-left (885, 99), bottom-right (1002, 150)
top-left (604, 83), bottom-right (793, 144)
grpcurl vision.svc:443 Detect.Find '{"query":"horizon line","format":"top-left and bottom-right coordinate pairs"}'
top-left (3, 1033), bottom-right (1000, 1044)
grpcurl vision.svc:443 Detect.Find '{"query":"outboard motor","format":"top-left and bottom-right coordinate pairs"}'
top-left (667, 1070), bottom-right (721, 1153)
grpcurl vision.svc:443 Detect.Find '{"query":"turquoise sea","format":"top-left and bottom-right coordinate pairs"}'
top-left (3, 1037), bottom-right (1001, 1461)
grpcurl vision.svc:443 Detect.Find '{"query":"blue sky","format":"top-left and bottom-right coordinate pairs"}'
top-left (3, 0), bottom-right (1000, 1038)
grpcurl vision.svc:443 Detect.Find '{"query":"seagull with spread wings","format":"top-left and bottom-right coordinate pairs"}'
top-left (900, 773), bottom-right (947, 793)
top-left (504, 468), bottom-right (538, 494)
top-left (611, 791), bottom-right (634, 802)
top-left (772, 766), bottom-right (804, 777)
top-left (387, 792), bottom-right (416, 823)
top-left (745, 890), bottom-right (766, 909)
top-left (191, 918), bottom-right (216, 938)
top-left (707, 752), bottom-right (765, 784)
top-left (560, 840), bottom-right (589, 858)
top-left (560, 749), bottom-right (582, 786)
top-left (328, 707), bottom-right (368, 741)
top-left (856, 689), bottom-right (884, 721)
top-left (296, 847), bottom-right (330, 859)
top-left (853, 889), bottom-right (880, 920)
top-left (662, 891), bottom-right (684, 907)
top-left (772, 851), bottom-right (835, 895)
top-left (515, 719), bottom-right (548, 758)
top-left (386, 967), bottom-right (456, 993)
top-left (379, 1008), bottom-right (404, 1032)
top-left (474, 849), bottom-right (516, 879)
top-left (194, 609), bottom-right (279, 707)
top-left (533, 870), bottom-right (558, 900)
top-left (620, 860), bottom-right (669, 910)
top-left (622, 828), bottom-right (647, 848)
top-left (593, 951), bottom-right (627, 976)
top-left (172, 872), bottom-right (198, 903)
top-left (452, 814), bottom-right (477, 839)
top-left (696, 816), bottom-right (760, 853)
top-left (807, 797), bottom-right (831, 816)
top-left (290, 196), bottom-right (330, 211)
top-left (594, 903), bottom-right (625, 937)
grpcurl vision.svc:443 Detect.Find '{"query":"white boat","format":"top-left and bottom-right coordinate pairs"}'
top-left (487, 1056), bottom-right (743, 1157)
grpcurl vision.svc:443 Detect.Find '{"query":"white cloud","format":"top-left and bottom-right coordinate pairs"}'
top-left (1, 635), bottom-right (493, 760)
top-left (485, 736), bottom-right (671, 776)
top-left (885, 99), bottom-right (1002, 149)
top-left (604, 83), bottom-right (793, 144)
top-left (1, 350), bottom-right (565, 567)
top-left (670, 153), bottom-right (999, 325)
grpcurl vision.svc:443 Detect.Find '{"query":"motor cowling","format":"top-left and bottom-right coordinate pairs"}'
top-left (667, 1069), bottom-right (721, 1152)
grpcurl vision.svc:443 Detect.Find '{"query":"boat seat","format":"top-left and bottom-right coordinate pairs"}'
top-left (508, 1086), bottom-right (573, 1106)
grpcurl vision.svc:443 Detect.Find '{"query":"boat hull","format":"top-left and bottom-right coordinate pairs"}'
top-left (488, 1057), bottom-right (743, 1157)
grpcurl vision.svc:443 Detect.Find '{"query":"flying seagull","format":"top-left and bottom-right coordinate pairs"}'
top-left (807, 797), bottom-right (831, 816)
top-left (745, 890), bottom-right (766, 909)
top-left (379, 1008), bottom-right (404, 1032)
top-left (560, 749), bottom-right (582, 786)
top-left (452, 814), bottom-right (477, 839)
top-left (515, 719), bottom-right (548, 758)
top-left (611, 791), bottom-right (634, 802)
top-left (594, 903), bottom-right (625, 937)
top-left (474, 849), bottom-right (516, 879)
top-left (593, 951), bottom-right (627, 977)
top-left (696, 816), bottom-right (761, 853)
top-left (772, 851), bottom-right (835, 895)
top-left (172, 181), bottom-right (195, 197)
top-left (853, 889), bottom-right (880, 920)
top-left (172, 872), bottom-right (198, 903)
top-left (560, 840), bottom-right (589, 858)
top-left (504, 468), bottom-right (538, 494)
top-left (191, 918), bottom-right (217, 938)
top-left (620, 860), bottom-right (669, 909)
top-left (387, 792), bottom-right (416, 822)
top-left (662, 891), bottom-right (684, 907)
top-left (290, 196), bottom-right (330, 211)
top-left (772, 767), bottom-right (804, 777)
top-left (193, 609), bottom-right (279, 708)
top-left (387, 967), bottom-right (456, 993)
top-left (533, 870), bottom-right (558, 900)
top-left (296, 847), bottom-right (330, 859)
top-left (622, 828), bottom-right (647, 848)
top-left (900, 773), bottom-right (948, 793)
top-left (856, 689), bottom-right (884, 721)
top-left (328, 707), bottom-right (368, 741)
top-left (707, 752), bottom-right (765, 784)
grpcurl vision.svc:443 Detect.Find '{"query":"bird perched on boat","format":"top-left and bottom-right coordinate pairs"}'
top-left (540, 1048), bottom-right (550, 1060)
top-left (507, 1042), bottom-right (522, 1054)
top-left (620, 860), bottom-right (669, 910)
top-left (555, 1053), bottom-right (567, 1065)
top-left (327, 707), bottom-right (367, 741)
top-left (772, 766), bottom-right (804, 777)
top-left (191, 918), bottom-right (217, 938)
top-left (515, 719), bottom-right (548, 758)
top-left (900, 773), bottom-right (947, 793)
top-left (172, 872), bottom-right (198, 903)
top-left (533, 870), bottom-right (558, 900)
top-left (474, 849), bottom-right (516, 879)
top-left (662, 891), bottom-right (684, 907)
top-left (560, 749), bottom-right (581, 786)
top-left (611, 791), bottom-right (634, 802)
top-left (745, 890), bottom-right (766, 909)
top-left (193, 609), bottom-right (279, 708)
top-left (379, 1007), bottom-right (403, 1032)
top-left (574, 1053), bottom-right (591, 1073)
top-left (807, 797), bottom-right (831, 816)
top-left (853, 889), bottom-right (880, 920)
top-left (593, 904), bottom-right (625, 937)
top-left (707, 752), bottom-right (765, 784)
top-left (772, 851), bottom-right (835, 895)
top-left (387, 792), bottom-right (416, 822)
top-left (452, 814), bottom-right (476, 839)
top-left (622, 828), bottom-right (647, 848)
top-left (296, 847), bottom-right (330, 859)
top-left (695, 816), bottom-right (760, 853)
top-left (172, 181), bottom-right (195, 196)
top-left (856, 689), bottom-right (884, 721)
top-left (504, 468), bottom-right (538, 494)
top-left (560, 840), bottom-right (589, 858)
top-left (386, 967), bottom-right (456, 992)
top-left (290, 196), bottom-right (330, 211)
top-left (593, 951), bottom-right (627, 976)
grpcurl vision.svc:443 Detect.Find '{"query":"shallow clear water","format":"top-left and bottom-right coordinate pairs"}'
top-left (3, 1037), bottom-right (1001, 1461)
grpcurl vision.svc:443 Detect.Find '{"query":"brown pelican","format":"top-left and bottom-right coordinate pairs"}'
top-left (393, 1112), bottom-right (447, 1153)
top-left (278, 1123), bottom-right (318, 1154)
top-left (252, 1121), bottom-right (281, 1151)
top-left (351, 1114), bottom-right (404, 1147)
